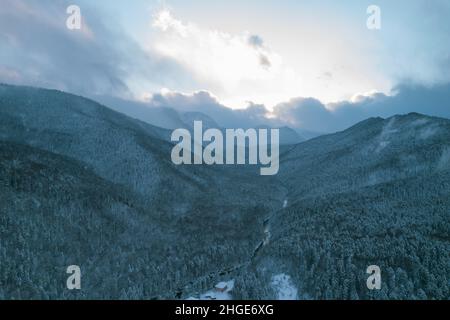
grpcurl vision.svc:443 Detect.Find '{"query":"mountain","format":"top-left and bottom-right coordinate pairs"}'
top-left (280, 113), bottom-right (450, 199)
top-left (255, 125), bottom-right (304, 145)
top-left (94, 95), bottom-right (187, 131)
top-left (249, 113), bottom-right (450, 299)
top-left (181, 112), bottom-right (220, 130)
top-left (278, 126), bottom-right (304, 145)
top-left (95, 95), bottom-right (305, 144)
top-left (0, 84), bottom-right (206, 211)
top-left (0, 84), bottom-right (449, 300)
top-left (0, 84), bottom-right (284, 299)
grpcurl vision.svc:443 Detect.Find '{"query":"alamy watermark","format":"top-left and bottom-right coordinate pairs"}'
top-left (66, 5), bottom-right (82, 30)
top-left (64, 4), bottom-right (380, 31)
top-left (367, 5), bottom-right (381, 30)
top-left (171, 121), bottom-right (279, 175)
top-left (366, 265), bottom-right (381, 290)
top-left (66, 265), bottom-right (81, 290)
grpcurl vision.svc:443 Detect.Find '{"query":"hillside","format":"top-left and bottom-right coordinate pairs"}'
top-left (0, 84), bottom-right (449, 300)
top-left (280, 113), bottom-right (450, 199)
top-left (246, 113), bottom-right (450, 299)
top-left (96, 94), bottom-right (304, 145)
top-left (0, 84), bottom-right (284, 299)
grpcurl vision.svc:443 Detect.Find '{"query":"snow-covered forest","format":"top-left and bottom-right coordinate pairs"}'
top-left (0, 84), bottom-right (449, 299)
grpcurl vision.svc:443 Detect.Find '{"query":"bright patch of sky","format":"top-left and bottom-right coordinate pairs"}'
top-left (86, 0), bottom-right (450, 109)
top-left (2, 0), bottom-right (449, 111)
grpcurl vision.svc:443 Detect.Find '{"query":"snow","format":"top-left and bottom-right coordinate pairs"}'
top-left (419, 125), bottom-right (439, 140)
top-left (263, 225), bottom-right (271, 245)
top-left (187, 279), bottom-right (235, 300)
top-left (411, 118), bottom-right (430, 127)
top-left (199, 290), bottom-right (231, 300)
top-left (271, 274), bottom-right (298, 300)
top-left (438, 148), bottom-right (450, 170)
top-left (376, 118), bottom-right (398, 153)
top-left (215, 282), bottom-right (228, 290)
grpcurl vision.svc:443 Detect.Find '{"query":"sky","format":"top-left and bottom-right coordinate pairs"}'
top-left (1, 0), bottom-right (450, 133)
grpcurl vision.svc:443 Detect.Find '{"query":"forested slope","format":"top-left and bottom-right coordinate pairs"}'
top-left (0, 85), bottom-right (283, 299)
top-left (249, 113), bottom-right (450, 299)
top-left (0, 84), bottom-right (448, 299)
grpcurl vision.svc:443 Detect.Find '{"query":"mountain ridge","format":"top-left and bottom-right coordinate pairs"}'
top-left (0, 83), bottom-right (449, 299)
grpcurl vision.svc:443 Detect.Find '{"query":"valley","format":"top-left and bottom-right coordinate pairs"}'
top-left (0, 84), bottom-right (449, 300)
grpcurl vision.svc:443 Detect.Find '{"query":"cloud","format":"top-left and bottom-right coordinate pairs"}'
top-left (151, 9), bottom-right (301, 108)
top-left (1, 2), bottom-right (449, 136)
top-left (247, 35), bottom-right (264, 48)
top-left (272, 97), bottom-right (336, 132)
top-left (247, 35), bottom-right (271, 68)
top-left (147, 89), bottom-right (270, 129)
top-left (270, 83), bottom-right (450, 133)
top-left (142, 82), bottom-right (450, 135)
top-left (258, 54), bottom-right (271, 68)
top-left (0, 0), bottom-right (193, 98)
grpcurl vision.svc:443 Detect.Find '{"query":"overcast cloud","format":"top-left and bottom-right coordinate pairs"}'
top-left (1, 0), bottom-right (450, 134)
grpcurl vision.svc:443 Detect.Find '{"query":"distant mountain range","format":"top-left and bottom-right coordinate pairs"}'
top-left (94, 95), bottom-right (307, 145)
top-left (0, 84), bottom-right (448, 300)
top-left (265, 112), bottom-right (450, 299)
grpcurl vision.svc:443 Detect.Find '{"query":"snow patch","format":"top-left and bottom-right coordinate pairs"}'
top-left (187, 280), bottom-right (235, 300)
top-left (263, 225), bottom-right (271, 245)
top-left (438, 148), bottom-right (450, 170)
top-left (419, 125), bottom-right (439, 140)
top-left (411, 118), bottom-right (430, 127)
top-left (375, 118), bottom-right (397, 153)
top-left (271, 274), bottom-right (298, 300)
